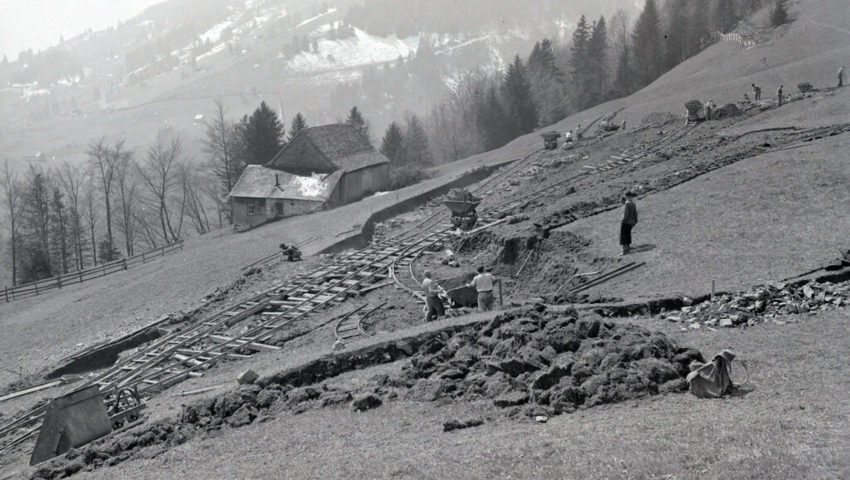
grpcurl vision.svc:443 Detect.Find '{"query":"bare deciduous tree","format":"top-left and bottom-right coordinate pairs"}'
top-left (138, 133), bottom-right (181, 243)
top-left (88, 138), bottom-right (119, 257)
top-left (178, 161), bottom-right (211, 235)
top-left (202, 99), bottom-right (243, 223)
top-left (57, 162), bottom-right (87, 270)
top-left (1, 160), bottom-right (23, 285)
top-left (114, 148), bottom-right (139, 256)
top-left (82, 178), bottom-right (98, 266)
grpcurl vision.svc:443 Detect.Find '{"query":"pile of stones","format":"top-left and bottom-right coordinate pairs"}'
top-left (665, 280), bottom-right (849, 329)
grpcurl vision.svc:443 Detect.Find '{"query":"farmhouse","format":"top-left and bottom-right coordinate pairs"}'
top-left (229, 123), bottom-right (390, 231)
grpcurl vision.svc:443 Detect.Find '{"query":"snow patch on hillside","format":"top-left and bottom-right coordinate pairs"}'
top-left (200, 20), bottom-right (234, 43)
top-left (286, 28), bottom-right (417, 73)
top-left (296, 7), bottom-right (337, 29)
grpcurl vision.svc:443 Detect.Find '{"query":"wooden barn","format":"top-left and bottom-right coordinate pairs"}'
top-left (228, 123), bottom-right (389, 231)
top-left (265, 123), bottom-right (390, 204)
top-left (228, 166), bottom-right (343, 231)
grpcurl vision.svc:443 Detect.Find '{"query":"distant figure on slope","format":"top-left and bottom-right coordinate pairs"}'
top-left (575, 124), bottom-right (583, 140)
top-left (752, 83), bottom-right (762, 101)
top-left (777, 85), bottom-right (784, 106)
top-left (564, 130), bottom-right (574, 143)
top-left (621, 119), bottom-right (627, 131)
top-left (421, 270), bottom-right (444, 321)
top-left (839, 66), bottom-right (845, 88)
top-left (704, 98), bottom-right (716, 121)
top-left (279, 243), bottom-right (301, 261)
top-left (468, 266), bottom-right (496, 312)
top-left (619, 192), bottom-right (638, 256)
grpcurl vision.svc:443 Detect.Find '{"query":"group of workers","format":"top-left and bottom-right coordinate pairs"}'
top-left (752, 83), bottom-right (785, 106)
top-left (421, 266), bottom-right (496, 322)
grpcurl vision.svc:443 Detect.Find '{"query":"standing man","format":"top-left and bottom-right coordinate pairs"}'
top-left (704, 98), bottom-right (715, 121)
top-left (838, 66), bottom-right (844, 88)
top-left (421, 270), bottom-right (444, 321)
top-left (468, 266), bottom-right (496, 312)
top-left (777, 85), bottom-right (784, 106)
top-left (752, 83), bottom-right (762, 100)
top-left (619, 192), bottom-right (638, 256)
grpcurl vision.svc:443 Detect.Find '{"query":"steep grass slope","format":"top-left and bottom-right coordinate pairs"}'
top-left (1, 0), bottom-right (846, 389)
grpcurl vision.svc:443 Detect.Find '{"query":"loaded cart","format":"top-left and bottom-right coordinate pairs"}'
top-left (443, 188), bottom-right (482, 231)
top-left (539, 131), bottom-right (562, 150)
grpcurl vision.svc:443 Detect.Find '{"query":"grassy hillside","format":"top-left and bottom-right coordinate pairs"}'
top-left (1, 1), bottom-right (849, 478)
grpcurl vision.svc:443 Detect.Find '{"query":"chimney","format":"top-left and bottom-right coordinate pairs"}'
top-left (275, 174), bottom-right (280, 188)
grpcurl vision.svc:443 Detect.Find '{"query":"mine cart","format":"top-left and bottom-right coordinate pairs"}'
top-left (540, 131), bottom-right (562, 150)
top-left (443, 189), bottom-right (482, 230)
top-left (684, 99), bottom-right (706, 124)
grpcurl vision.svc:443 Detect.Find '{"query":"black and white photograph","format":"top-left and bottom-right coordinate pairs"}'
top-left (0, 0), bottom-right (848, 478)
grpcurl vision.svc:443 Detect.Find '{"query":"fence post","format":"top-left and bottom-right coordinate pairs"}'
top-left (161, 245), bottom-right (166, 257)
top-left (79, 269), bottom-right (83, 283)
top-left (34, 281), bottom-right (39, 296)
top-left (142, 252), bottom-right (146, 264)
top-left (123, 258), bottom-right (128, 270)
top-left (102, 263), bottom-right (107, 276)
top-left (4, 286), bottom-right (7, 303)
top-left (57, 275), bottom-right (62, 290)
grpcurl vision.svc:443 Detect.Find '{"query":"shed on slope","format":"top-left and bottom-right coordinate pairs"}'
top-left (228, 165), bottom-right (342, 231)
top-left (266, 123), bottom-right (390, 204)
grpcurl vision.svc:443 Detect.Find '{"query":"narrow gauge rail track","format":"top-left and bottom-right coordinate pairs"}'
top-left (0, 126), bottom-right (690, 458)
top-left (334, 302), bottom-right (385, 342)
top-left (0, 151), bottom-right (537, 456)
top-left (393, 126), bottom-right (692, 298)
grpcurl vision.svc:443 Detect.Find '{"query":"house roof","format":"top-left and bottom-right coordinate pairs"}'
top-left (267, 123), bottom-right (389, 172)
top-left (228, 165), bottom-right (341, 201)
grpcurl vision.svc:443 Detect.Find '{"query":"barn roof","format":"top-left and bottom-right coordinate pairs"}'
top-left (268, 123), bottom-right (389, 172)
top-left (228, 165), bottom-right (341, 201)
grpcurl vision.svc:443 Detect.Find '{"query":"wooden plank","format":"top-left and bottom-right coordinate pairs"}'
top-left (207, 334), bottom-right (280, 352)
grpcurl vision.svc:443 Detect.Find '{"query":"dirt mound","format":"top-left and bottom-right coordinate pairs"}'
top-left (640, 112), bottom-right (679, 128)
top-left (713, 103), bottom-right (742, 119)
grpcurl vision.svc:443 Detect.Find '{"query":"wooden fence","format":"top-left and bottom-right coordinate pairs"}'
top-left (3, 240), bottom-right (184, 303)
top-left (718, 32), bottom-right (756, 48)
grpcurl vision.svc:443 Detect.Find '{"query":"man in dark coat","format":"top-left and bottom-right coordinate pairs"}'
top-left (619, 192), bottom-right (638, 255)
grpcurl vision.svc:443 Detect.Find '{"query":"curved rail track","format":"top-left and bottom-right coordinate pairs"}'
top-left (393, 125), bottom-right (693, 298)
top-left (0, 125), bottom-right (693, 459)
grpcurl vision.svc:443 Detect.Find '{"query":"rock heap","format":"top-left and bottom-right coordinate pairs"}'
top-left (373, 305), bottom-right (702, 416)
top-left (665, 280), bottom-right (849, 329)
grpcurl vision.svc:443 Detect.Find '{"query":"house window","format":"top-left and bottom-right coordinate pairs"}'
top-left (247, 199), bottom-right (259, 216)
top-left (275, 202), bottom-right (284, 216)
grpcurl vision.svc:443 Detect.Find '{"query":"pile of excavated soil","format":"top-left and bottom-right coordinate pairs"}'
top-left (455, 227), bottom-right (621, 303)
top-left (383, 305), bottom-right (702, 415)
top-left (31, 306), bottom-right (702, 479)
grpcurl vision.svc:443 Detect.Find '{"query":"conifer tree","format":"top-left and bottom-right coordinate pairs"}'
top-left (587, 16), bottom-right (609, 105)
top-left (501, 55), bottom-right (537, 138)
top-left (686, 0), bottom-right (710, 57)
top-left (665, 0), bottom-right (690, 70)
top-left (771, 0), bottom-right (789, 26)
top-left (713, 0), bottom-right (738, 33)
top-left (241, 101), bottom-right (284, 164)
top-left (614, 41), bottom-right (634, 97)
top-left (632, 0), bottom-right (663, 88)
top-left (288, 112), bottom-right (308, 142)
top-left (402, 115), bottom-right (432, 166)
top-left (380, 122), bottom-right (405, 165)
top-left (527, 39), bottom-right (567, 125)
top-left (569, 15), bottom-right (592, 109)
top-left (474, 84), bottom-right (509, 150)
top-left (345, 106), bottom-right (370, 142)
